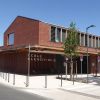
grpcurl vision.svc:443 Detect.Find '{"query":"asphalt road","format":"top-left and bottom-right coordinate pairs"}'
top-left (0, 83), bottom-right (50, 100)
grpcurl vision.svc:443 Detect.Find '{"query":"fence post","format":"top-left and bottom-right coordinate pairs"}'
top-left (26, 44), bottom-right (30, 87)
top-left (8, 73), bottom-right (10, 82)
top-left (61, 74), bottom-right (62, 87)
top-left (45, 75), bottom-right (47, 88)
top-left (13, 74), bottom-right (15, 85)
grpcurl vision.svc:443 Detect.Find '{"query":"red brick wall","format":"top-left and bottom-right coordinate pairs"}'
top-left (3, 16), bottom-right (66, 49)
top-left (4, 16), bottom-right (39, 47)
top-left (39, 21), bottom-right (63, 48)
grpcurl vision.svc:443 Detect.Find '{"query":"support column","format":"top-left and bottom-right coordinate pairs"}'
top-left (55, 27), bottom-right (57, 42)
top-left (84, 34), bottom-right (85, 46)
top-left (61, 28), bottom-right (62, 42)
top-left (80, 33), bottom-right (81, 46)
top-left (66, 30), bottom-right (67, 38)
top-left (98, 37), bottom-right (99, 48)
top-left (95, 37), bottom-right (96, 48)
top-left (26, 44), bottom-right (30, 87)
top-left (91, 36), bottom-right (93, 47)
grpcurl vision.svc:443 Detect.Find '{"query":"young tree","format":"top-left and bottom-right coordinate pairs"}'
top-left (63, 22), bottom-right (79, 80)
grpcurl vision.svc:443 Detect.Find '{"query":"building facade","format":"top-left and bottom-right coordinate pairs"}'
top-left (0, 16), bottom-right (100, 75)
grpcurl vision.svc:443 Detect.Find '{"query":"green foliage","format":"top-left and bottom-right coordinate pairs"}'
top-left (63, 22), bottom-right (79, 59)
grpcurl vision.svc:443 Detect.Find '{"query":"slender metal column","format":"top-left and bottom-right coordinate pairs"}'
top-left (86, 30), bottom-right (89, 83)
top-left (91, 36), bottom-right (93, 47)
top-left (26, 44), bottom-right (30, 87)
top-left (55, 27), bottom-right (57, 42)
top-left (98, 37), bottom-right (99, 48)
top-left (84, 34), bottom-right (85, 46)
top-left (61, 28), bottom-right (62, 42)
top-left (80, 33), bottom-right (81, 46)
top-left (95, 37), bottom-right (96, 48)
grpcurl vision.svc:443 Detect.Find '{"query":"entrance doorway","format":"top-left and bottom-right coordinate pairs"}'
top-left (77, 56), bottom-right (87, 74)
top-left (56, 54), bottom-right (65, 74)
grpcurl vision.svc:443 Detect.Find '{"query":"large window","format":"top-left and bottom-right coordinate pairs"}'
top-left (85, 35), bottom-right (87, 46)
top-left (89, 36), bottom-right (91, 47)
top-left (81, 34), bottom-right (84, 46)
top-left (50, 26), bottom-right (66, 43)
top-left (99, 39), bottom-right (100, 48)
top-left (93, 37), bottom-right (95, 48)
top-left (8, 33), bottom-right (14, 45)
top-left (56, 28), bottom-right (61, 42)
top-left (51, 26), bottom-right (55, 42)
top-left (96, 37), bottom-right (98, 48)
top-left (62, 29), bottom-right (66, 42)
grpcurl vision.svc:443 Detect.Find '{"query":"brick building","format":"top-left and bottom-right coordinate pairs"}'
top-left (0, 16), bottom-right (100, 75)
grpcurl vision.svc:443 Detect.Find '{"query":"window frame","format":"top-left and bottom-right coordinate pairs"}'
top-left (8, 33), bottom-right (14, 45)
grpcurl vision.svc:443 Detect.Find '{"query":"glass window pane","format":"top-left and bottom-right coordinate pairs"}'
top-left (81, 35), bottom-right (84, 46)
top-left (96, 38), bottom-right (98, 48)
top-left (62, 29), bottom-right (66, 42)
top-left (93, 37), bottom-right (95, 47)
top-left (89, 37), bottom-right (91, 47)
top-left (51, 26), bottom-right (55, 42)
top-left (99, 39), bottom-right (100, 47)
top-left (85, 35), bottom-right (87, 46)
top-left (8, 33), bottom-right (14, 45)
top-left (56, 28), bottom-right (61, 42)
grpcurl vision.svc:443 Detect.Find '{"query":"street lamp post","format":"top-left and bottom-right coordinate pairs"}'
top-left (86, 25), bottom-right (95, 83)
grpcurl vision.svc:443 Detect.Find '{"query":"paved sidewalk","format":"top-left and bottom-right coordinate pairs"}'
top-left (0, 73), bottom-right (100, 100)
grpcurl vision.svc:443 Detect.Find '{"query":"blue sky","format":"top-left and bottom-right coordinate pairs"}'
top-left (0, 0), bottom-right (100, 46)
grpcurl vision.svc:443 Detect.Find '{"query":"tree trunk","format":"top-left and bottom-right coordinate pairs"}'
top-left (76, 61), bottom-right (77, 79)
top-left (66, 62), bottom-right (67, 79)
top-left (70, 55), bottom-right (73, 80)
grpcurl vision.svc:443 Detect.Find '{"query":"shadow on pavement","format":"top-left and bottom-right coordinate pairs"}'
top-left (56, 75), bottom-right (100, 86)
